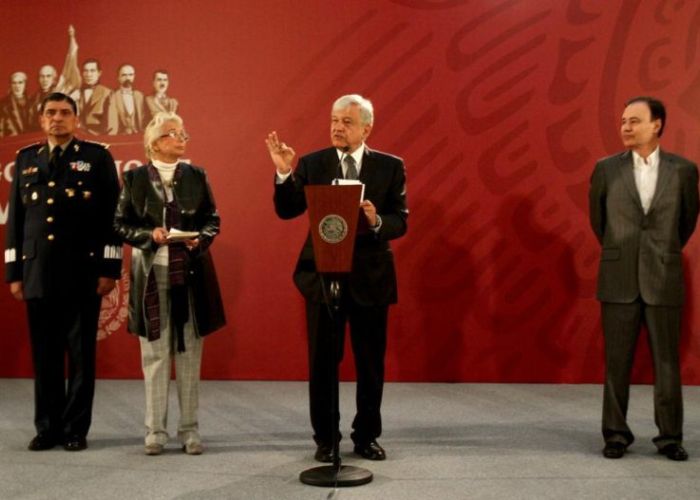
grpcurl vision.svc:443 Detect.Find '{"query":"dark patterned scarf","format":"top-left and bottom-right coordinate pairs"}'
top-left (144, 164), bottom-right (190, 352)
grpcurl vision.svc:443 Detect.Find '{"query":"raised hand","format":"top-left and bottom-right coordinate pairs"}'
top-left (265, 131), bottom-right (296, 174)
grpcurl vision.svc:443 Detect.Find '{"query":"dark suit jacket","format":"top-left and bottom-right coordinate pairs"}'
top-left (274, 146), bottom-right (408, 306)
top-left (4, 138), bottom-right (122, 298)
top-left (589, 149), bottom-right (699, 306)
top-left (113, 163), bottom-right (225, 337)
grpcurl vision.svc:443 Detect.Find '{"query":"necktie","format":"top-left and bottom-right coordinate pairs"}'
top-left (344, 155), bottom-right (358, 180)
top-left (49, 146), bottom-right (61, 172)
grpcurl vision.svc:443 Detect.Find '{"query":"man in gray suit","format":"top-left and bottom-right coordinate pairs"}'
top-left (589, 96), bottom-right (699, 461)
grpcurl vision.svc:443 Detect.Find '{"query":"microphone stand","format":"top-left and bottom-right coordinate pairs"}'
top-left (299, 282), bottom-right (373, 487)
top-left (299, 152), bottom-right (372, 488)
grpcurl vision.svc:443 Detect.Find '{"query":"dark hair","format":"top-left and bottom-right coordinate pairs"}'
top-left (153, 69), bottom-right (169, 78)
top-left (39, 92), bottom-right (77, 114)
top-left (625, 96), bottom-right (666, 137)
top-left (82, 58), bottom-right (101, 71)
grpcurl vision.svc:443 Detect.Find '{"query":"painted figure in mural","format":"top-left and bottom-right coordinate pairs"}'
top-left (145, 70), bottom-right (179, 124)
top-left (37, 65), bottom-right (58, 94)
top-left (0, 72), bottom-right (31, 136)
top-left (71, 59), bottom-right (111, 135)
top-left (114, 111), bottom-right (225, 456)
top-left (4, 92), bottom-right (122, 452)
top-left (589, 96), bottom-right (699, 461)
top-left (27, 66), bottom-right (58, 131)
top-left (106, 64), bottom-right (145, 135)
top-left (267, 94), bottom-right (408, 463)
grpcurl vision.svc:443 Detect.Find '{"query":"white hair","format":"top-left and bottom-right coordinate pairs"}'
top-left (332, 94), bottom-right (374, 126)
top-left (144, 111), bottom-right (184, 159)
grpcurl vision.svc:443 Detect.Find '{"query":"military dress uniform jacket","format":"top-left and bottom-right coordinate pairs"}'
top-left (589, 149), bottom-right (699, 306)
top-left (274, 146), bottom-right (408, 306)
top-left (113, 163), bottom-right (225, 338)
top-left (4, 138), bottom-right (122, 298)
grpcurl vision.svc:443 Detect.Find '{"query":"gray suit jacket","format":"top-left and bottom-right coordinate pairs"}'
top-left (589, 149), bottom-right (699, 306)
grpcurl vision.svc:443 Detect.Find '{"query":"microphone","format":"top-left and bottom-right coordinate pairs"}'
top-left (334, 146), bottom-right (350, 185)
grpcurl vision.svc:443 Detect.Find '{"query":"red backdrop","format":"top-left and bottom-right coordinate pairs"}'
top-left (1, 0), bottom-right (700, 383)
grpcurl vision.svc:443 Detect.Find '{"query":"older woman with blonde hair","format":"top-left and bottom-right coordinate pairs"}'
top-left (114, 111), bottom-right (225, 455)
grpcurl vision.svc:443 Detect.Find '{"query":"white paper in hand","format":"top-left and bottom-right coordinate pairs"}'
top-left (166, 228), bottom-right (199, 241)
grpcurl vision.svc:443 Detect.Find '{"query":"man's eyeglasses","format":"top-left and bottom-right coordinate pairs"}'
top-left (160, 130), bottom-right (190, 141)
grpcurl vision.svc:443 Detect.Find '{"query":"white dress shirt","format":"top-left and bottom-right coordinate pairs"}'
top-left (632, 147), bottom-right (660, 214)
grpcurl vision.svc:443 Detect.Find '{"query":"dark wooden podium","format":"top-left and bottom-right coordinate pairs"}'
top-left (305, 184), bottom-right (362, 273)
top-left (298, 184), bottom-right (373, 488)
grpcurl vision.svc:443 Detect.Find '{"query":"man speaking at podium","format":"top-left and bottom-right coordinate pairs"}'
top-left (267, 94), bottom-right (408, 463)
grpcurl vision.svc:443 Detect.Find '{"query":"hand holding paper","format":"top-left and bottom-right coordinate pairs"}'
top-left (166, 228), bottom-right (200, 241)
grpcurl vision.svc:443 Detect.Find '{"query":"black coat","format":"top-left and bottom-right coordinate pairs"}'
top-left (4, 138), bottom-right (122, 298)
top-left (274, 146), bottom-right (408, 305)
top-left (114, 163), bottom-right (225, 337)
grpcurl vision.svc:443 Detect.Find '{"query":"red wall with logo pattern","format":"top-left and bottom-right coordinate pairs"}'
top-left (2, 0), bottom-right (700, 383)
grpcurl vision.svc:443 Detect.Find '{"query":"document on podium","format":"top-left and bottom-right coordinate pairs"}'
top-left (332, 179), bottom-right (365, 201)
top-left (166, 228), bottom-right (199, 241)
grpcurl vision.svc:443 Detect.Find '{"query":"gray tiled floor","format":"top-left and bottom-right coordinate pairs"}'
top-left (1, 380), bottom-right (699, 499)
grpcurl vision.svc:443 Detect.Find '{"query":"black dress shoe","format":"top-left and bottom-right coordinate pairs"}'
top-left (63, 436), bottom-right (88, 451)
top-left (353, 440), bottom-right (386, 460)
top-left (602, 441), bottom-right (627, 459)
top-left (28, 434), bottom-right (58, 451)
top-left (659, 443), bottom-right (688, 461)
top-left (314, 443), bottom-right (333, 463)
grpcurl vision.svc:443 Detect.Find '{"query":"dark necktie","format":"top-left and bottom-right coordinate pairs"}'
top-left (49, 146), bottom-right (61, 172)
top-left (344, 155), bottom-right (358, 180)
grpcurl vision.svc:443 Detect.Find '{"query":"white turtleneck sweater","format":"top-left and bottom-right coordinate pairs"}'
top-left (152, 160), bottom-right (178, 265)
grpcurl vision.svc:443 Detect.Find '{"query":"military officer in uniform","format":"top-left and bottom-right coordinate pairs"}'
top-left (4, 92), bottom-right (122, 452)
